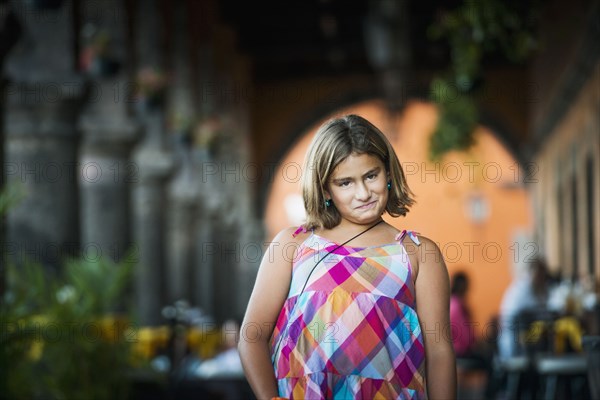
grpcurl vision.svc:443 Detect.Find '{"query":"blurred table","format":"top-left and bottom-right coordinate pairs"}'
top-left (582, 336), bottom-right (600, 400)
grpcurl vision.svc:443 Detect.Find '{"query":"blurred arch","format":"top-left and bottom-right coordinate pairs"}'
top-left (262, 98), bottom-right (532, 338)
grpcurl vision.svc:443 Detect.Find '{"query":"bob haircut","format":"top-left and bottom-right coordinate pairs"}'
top-left (302, 114), bottom-right (415, 230)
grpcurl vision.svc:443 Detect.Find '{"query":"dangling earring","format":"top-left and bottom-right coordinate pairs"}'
top-left (387, 182), bottom-right (392, 190)
top-left (325, 199), bottom-right (332, 208)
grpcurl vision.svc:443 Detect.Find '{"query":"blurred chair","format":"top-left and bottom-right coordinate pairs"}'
top-left (456, 356), bottom-right (489, 400)
top-left (494, 355), bottom-right (530, 400)
top-left (533, 316), bottom-right (590, 400)
top-left (493, 308), bottom-right (555, 399)
top-left (534, 353), bottom-right (588, 400)
top-left (582, 336), bottom-right (600, 400)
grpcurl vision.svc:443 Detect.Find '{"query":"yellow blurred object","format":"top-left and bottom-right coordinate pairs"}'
top-left (27, 340), bottom-right (44, 361)
top-left (16, 314), bottom-right (134, 361)
top-left (97, 314), bottom-right (130, 343)
top-left (523, 320), bottom-right (547, 344)
top-left (130, 326), bottom-right (170, 361)
top-left (187, 326), bottom-right (222, 359)
top-left (22, 315), bottom-right (49, 361)
top-left (554, 317), bottom-right (583, 353)
top-left (127, 325), bottom-right (226, 364)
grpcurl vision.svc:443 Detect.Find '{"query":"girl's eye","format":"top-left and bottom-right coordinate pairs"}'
top-left (366, 173), bottom-right (377, 180)
top-left (338, 181), bottom-right (351, 187)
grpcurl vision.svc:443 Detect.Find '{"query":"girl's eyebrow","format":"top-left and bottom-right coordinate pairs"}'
top-left (331, 167), bottom-right (381, 183)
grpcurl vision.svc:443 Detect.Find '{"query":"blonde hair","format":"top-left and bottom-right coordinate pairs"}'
top-left (302, 114), bottom-right (415, 229)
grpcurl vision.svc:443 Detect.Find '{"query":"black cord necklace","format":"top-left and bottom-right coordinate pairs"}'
top-left (298, 219), bottom-right (384, 295)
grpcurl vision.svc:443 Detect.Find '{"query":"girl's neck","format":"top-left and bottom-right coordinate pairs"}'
top-left (336, 217), bottom-right (384, 231)
top-left (322, 218), bottom-right (385, 238)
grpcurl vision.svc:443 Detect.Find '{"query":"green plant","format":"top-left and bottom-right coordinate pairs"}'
top-left (0, 261), bottom-right (54, 399)
top-left (0, 251), bottom-right (137, 400)
top-left (1, 184), bottom-right (40, 398)
top-left (427, 0), bottom-right (539, 160)
top-left (0, 182), bottom-right (26, 215)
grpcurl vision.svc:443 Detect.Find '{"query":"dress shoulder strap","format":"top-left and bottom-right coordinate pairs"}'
top-left (395, 229), bottom-right (421, 246)
top-left (292, 225), bottom-right (308, 238)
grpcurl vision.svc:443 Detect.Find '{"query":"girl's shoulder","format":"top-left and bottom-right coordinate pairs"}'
top-left (291, 225), bottom-right (310, 238)
top-left (396, 229), bottom-right (422, 246)
top-left (269, 225), bottom-right (313, 248)
top-left (398, 233), bottom-right (443, 280)
top-left (261, 226), bottom-right (312, 268)
top-left (400, 232), bottom-right (440, 250)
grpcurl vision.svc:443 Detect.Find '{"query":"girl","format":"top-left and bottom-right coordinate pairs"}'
top-left (238, 114), bottom-right (456, 399)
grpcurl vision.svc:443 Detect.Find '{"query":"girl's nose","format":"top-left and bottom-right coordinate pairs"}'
top-left (355, 181), bottom-right (371, 201)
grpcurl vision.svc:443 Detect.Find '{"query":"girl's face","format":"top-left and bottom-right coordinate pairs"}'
top-left (325, 152), bottom-right (389, 227)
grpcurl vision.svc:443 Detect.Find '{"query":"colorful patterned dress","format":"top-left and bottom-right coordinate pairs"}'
top-left (270, 227), bottom-right (426, 400)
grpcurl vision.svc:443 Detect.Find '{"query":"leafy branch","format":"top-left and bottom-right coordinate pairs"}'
top-left (427, 0), bottom-right (539, 160)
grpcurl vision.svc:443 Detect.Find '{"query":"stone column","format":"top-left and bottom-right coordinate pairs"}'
top-left (211, 219), bottom-right (238, 324)
top-left (130, 0), bottom-right (175, 326)
top-left (166, 162), bottom-right (199, 304)
top-left (236, 218), bottom-right (266, 320)
top-left (4, 82), bottom-right (85, 269)
top-left (205, 154), bottom-right (247, 323)
top-left (132, 108), bottom-right (174, 326)
top-left (193, 201), bottom-right (214, 314)
top-left (165, 0), bottom-right (199, 305)
top-left (78, 79), bottom-right (140, 263)
top-left (77, 0), bottom-right (140, 263)
top-left (3, 0), bottom-right (85, 270)
top-left (192, 148), bottom-right (224, 322)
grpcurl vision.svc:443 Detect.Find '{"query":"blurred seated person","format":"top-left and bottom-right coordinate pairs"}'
top-left (498, 257), bottom-right (552, 359)
top-left (547, 279), bottom-right (596, 353)
top-left (451, 271), bottom-right (497, 399)
top-left (450, 271), bottom-right (476, 357)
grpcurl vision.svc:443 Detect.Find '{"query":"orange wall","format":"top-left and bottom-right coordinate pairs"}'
top-left (265, 100), bottom-right (532, 339)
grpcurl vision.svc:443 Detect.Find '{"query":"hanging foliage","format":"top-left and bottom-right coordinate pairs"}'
top-left (427, 0), bottom-right (539, 160)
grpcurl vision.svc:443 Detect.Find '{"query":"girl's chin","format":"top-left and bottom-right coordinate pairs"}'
top-left (357, 202), bottom-right (384, 216)
top-left (346, 210), bottom-right (383, 224)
